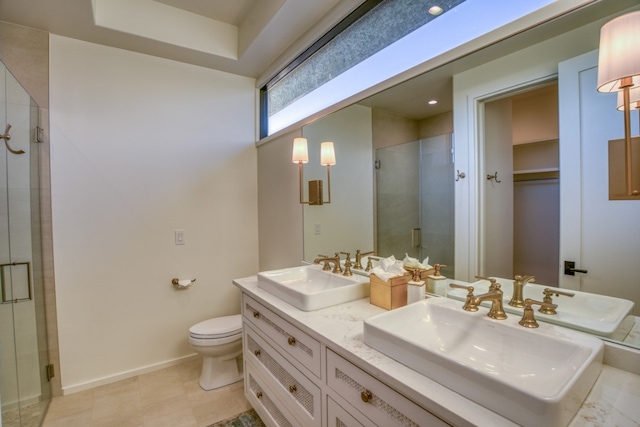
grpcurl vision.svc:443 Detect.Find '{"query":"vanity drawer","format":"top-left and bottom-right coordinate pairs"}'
top-left (327, 396), bottom-right (365, 427)
top-left (326, 350), bottom-right (449, 427)
top-left (243, 295), bottom-right (321, 378)
top-left (245, 364), bottom-right (296, 427)
top-left (245, 324), bottom-right (321, 427)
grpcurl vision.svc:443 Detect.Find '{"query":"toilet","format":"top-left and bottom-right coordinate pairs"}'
top-left (189, 314), bottom-right (243, 390)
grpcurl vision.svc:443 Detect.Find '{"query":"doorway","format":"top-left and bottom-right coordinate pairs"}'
top-left (482, 83), bottom-right (560, 285)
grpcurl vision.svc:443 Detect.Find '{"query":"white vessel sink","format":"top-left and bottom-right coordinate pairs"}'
top-left (363, 298), bottom-right (604, 427)
top-left (257, 264), bottom-right (369, 311)
top-left (447, 277), bottom-right (635, 339)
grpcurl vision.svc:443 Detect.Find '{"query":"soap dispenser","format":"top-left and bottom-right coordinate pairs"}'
top-left (405, 268), bottom-right (426, 304)
top-left (427, 264), bottom-right (447, 296)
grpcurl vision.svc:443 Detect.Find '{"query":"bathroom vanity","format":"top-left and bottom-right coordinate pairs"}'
top-left (234, 275), bottom-right (640, 426)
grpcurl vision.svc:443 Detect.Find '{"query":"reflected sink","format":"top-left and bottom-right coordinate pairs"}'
top-left (364, 298), bottom-right (603, 427)
top-left (447, 277), bottom-right (635, 339)
top-left (257, 264), bottom-right (369, 311)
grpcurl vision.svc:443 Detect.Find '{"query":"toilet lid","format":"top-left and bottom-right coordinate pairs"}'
top-left (189, 314), bottom-right (242, 339)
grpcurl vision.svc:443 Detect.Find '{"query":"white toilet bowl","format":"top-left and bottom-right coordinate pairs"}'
top-left (189, 314), bottom-right (243, 390)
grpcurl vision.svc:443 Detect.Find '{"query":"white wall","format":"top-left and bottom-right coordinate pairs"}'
top-left (302, 105), bottom-right (374, 262)
top-left (49, 35), bottom-right (258, 393)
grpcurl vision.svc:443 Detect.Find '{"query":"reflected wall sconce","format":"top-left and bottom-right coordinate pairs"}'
top-left (292, 137), bottom-right (336, 205)
top-left (597, 11), bottom-right (640, 197)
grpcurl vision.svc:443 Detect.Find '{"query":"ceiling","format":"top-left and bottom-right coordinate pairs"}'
top-left (0, 0), bottom-right (359, 80)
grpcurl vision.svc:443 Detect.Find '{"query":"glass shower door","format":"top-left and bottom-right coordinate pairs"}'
top-left (376, 135), bottom-right (455, 276)
top-left (0, 60), bottom-right (50, 427)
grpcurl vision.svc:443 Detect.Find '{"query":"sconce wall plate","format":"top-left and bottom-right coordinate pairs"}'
top-left (608, 136), bottom-right (640, 199)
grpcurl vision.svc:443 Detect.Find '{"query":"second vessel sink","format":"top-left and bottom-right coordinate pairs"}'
top-left (447, 277), bottom-right (635, 339)
top-left (257, 264), bottom-right (369, 311)
top-left (363, 297), bottom-right (604, 427)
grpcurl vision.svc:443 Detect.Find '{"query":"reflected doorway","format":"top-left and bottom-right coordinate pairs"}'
top-left (482, 83), bottom-right (560, 285)
top-left (376, 134), bottom-right (454, 277)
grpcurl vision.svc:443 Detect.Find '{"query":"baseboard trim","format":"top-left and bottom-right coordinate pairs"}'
top-left (61, 353), bottom-right (200, 395)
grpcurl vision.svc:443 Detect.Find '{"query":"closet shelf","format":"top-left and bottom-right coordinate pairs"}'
top-left (514, 168), bottom-right (559, 182)
top-left (513, 137), bottom-right (559, 146)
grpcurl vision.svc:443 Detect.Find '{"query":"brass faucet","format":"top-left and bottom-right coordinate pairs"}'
top-left (540, 288), bottom-right (575, 314)
top-left (519, 298), bottom-right (558, 328)
top-left (449, 283), bottom-right (478, 312)
top-left (354, 250), bottom-right (376, 270)
top-left (313, 255), bottom-right (340, 273)
top-left (508, 275), bottom-right (535, 308)
top-left (340, 252), bottom-right (352, 276)
top-left (471, 276), bottom-right (507, 320)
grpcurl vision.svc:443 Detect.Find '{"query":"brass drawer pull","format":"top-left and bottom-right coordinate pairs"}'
top-left (253, 311), bottom-right (260, 318)
top-left (256, 391), bottom-right (263, 399)
top-left (361, 390), bottom-right (373, 403)
top-left (287, 336), bottom-right (297, 346)
top-left (254, 349), bottom-right (261, 356)
top-left (289, 384), bottom-right (297, 393)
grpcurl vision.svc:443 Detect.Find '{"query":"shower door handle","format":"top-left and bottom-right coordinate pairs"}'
top-left (0, 261), bottom-right (33, 304)
top-left (411, 228), bottom-right (421, 249)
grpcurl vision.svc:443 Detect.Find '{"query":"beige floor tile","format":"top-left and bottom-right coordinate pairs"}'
top-left (43, 389), bottom-right (95, 421)
top-left (40, 362), bottom-right (253, 427)
top-left (91, 388), bottom-right (142, 422)
top-left (190, 381), bottom-right (250, 426)
top-left (142, 396), bottom-right (198, 427)
top-left (42, 409), bottom-right (93, 427)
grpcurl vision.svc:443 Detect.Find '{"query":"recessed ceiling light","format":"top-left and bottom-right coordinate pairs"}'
top-left (428, 99), bottom-right (438, 105)
top-left (429, 6), bottom-right (443, 16)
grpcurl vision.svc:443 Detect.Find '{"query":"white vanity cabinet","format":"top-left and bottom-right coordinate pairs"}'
top-left (326, 350), bottom-right (449, 426)
top-left (241, 292), bottom-right (450, 427)
top-left (242, 295), bottom-right (323, 426)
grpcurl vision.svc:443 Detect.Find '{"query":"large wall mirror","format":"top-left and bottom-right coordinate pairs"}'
top-left (301, 0), bottom-right (639, 350)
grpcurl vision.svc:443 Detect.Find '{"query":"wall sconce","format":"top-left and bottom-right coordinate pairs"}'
top-left (597, 11), bottom-right (640, 197)
top-left (292, 137), bottom-right (336, 205)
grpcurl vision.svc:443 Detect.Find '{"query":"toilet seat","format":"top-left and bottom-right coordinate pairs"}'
top-left (189, 314), bottom-right (242, 340)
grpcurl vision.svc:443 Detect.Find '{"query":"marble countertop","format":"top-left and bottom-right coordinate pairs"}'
top-left (234, 276), bottom-right (640, 427)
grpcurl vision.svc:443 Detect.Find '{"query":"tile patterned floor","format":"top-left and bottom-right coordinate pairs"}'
top-left (40, 358), bottom-right (252, 427)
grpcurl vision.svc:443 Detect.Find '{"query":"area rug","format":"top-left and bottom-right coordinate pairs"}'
top-left (208, 408), bottom-right (265, 427)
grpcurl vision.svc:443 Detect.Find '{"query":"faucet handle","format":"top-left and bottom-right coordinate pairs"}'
top-left (332, 253), bottom-right (343, 274)
top-left (515, 274), bottom-right (535, 284)
top-left (365, 255), bottom-right (382, 272)
top-left (519, 298), bottom-right (558, 328)
top-left (475, 275), bottom-right (498, 289)
top-left (340, 252), bottom-right (353, 276)
top-left (540, 288), bottom-right (575, 314)
top-left (449, 283), bottom-right (478, 312)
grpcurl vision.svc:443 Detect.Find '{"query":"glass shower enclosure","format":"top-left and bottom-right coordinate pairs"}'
top-left (376, 134), bottom-right (455, 278)
top-left (0, 61), bottom-right (51, 426)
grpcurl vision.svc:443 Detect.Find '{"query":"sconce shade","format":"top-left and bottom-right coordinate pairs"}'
top-left (597, 11), bottom-right (640, 92)
top-left (292, 137), bottom-right (309, 163)
top-left (320, 142), bottom-right (336, 166)
top-left (617, 86), bottom-right (640, 111)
